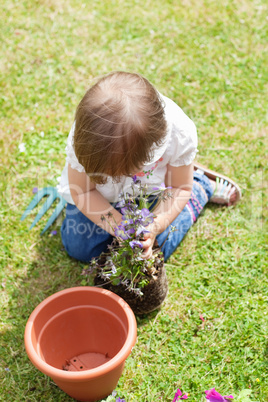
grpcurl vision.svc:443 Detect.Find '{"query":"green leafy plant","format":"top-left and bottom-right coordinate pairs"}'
top-left (82, 176), bottom-right (173, 295)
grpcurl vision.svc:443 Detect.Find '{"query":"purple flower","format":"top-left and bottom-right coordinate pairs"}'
top-left (136, 225), bottom-right (149, 236)
top-left (132, 175), bottom-right (141, 186)
top-left (205, 389), bottom-right (234, 401)
top-left (140, 208), bottom-right (154, 226)
top-left (152, 182), bottom-right (172, 191)
top-left (121, 217), bottom-right (134, 226)
top-left (32, 187), bottom-right (38, 194)
top-left (126, 227), bottom-right (135, 235)
top-left (116, 398), bottom-right (126, 402)
top-left (114, 225), bottom-right (130, 240)
top-left (129, 240), bottom-right (143, 249)
top-left (173, 388), bottom-right (188, 401)
top-left (50, 230), bottom-right (57, 236)
top-left (120, 204), bottom-right (138, 217)
top-left (121, 206), bottom-right (130, 215)
top-left (116, 199), bottom-right (126, 208)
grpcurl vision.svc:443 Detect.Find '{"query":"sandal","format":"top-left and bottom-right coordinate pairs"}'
top-left (193, 162), bottom-right (241, 206)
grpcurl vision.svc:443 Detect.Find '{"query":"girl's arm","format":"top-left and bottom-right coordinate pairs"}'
top-left (141, 163), bottom-right (193, 258)
top-left (68, 164), bottom-right (122, 236)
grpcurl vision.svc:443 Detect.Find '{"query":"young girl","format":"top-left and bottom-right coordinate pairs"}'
top-left (58, 71), bottom-right (241, 262)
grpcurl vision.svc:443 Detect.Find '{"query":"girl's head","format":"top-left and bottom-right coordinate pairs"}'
top-left (74, 71), bottom-right (167, 184)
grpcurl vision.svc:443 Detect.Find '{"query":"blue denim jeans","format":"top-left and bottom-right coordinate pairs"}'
top-left (61, 172), bottom-right (213, 262)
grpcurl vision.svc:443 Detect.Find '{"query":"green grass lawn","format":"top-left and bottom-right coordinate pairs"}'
top-left (0, 0), bottom-right (267, 400)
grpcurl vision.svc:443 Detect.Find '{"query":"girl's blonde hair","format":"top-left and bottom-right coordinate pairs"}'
top-left (74, 71), bottom-right (167, 184)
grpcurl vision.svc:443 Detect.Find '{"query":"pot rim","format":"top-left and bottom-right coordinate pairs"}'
top-left (24, 286), bottom-right (137, 382)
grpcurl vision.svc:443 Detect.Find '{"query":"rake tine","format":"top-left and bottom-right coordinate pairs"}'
top-left (21, 187), bottom-right (52, 221)
top-left (29, 192), bottom-right (57, 230)
top-left (41, 198), bottom-right (67, 235)
top-left (21, 186), bottom-right (67, 234)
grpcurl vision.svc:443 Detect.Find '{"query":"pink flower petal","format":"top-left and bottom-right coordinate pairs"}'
top-left (205, 388), bottom-right (224, 401)
top-left (205, 388), bottom-right (233, 401)
top-left (173, 388), bottom-right (182, 402)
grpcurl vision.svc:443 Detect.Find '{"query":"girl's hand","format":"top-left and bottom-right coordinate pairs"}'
top-left (140, 222), bottom-right (160, 259)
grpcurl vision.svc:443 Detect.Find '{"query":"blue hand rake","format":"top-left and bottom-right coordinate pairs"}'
top-left (21, 187), bottom-right (67, 235)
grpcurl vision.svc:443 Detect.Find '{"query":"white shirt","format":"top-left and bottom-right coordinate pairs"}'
top-left (57, 93), bottom-right (198, 204)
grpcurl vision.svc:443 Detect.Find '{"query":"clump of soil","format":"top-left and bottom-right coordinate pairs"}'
top-left (94, 254), bottom-right (168, 315)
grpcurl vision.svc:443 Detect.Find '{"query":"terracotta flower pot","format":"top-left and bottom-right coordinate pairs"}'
top-left (24, 287), bottom-right (137, 402)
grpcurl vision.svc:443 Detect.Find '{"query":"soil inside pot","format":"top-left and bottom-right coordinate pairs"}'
top-left (94, 253), bottom-right (168, 315)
